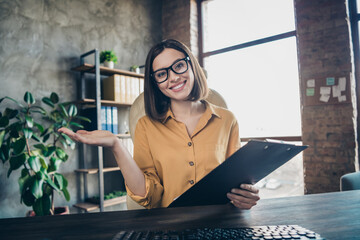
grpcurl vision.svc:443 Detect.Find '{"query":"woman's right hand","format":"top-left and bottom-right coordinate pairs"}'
top-left (58, 127), bottom-right (119, 149)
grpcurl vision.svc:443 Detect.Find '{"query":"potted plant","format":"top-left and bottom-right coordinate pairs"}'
top-left (100, 50), bottom-right (118, 69)
top-left (0, 91), bottom-right (90, 216)
top-left (130, 65), bottom-right (140, 74)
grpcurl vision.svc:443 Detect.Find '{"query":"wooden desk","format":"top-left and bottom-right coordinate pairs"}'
top-left (0, 190), bottom-right (359, 240)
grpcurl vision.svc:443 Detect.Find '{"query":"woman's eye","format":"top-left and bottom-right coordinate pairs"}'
top-left (174, 62), bottom-right (184, 70)
top-left (156, 71), bottom-right (166, 78)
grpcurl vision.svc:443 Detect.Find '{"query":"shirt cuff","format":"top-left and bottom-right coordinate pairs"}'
top-left (125, 174), bottom-right (154, 209)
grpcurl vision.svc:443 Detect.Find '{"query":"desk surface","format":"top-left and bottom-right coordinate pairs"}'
top-left (0, 190), bottom-right (359, 240)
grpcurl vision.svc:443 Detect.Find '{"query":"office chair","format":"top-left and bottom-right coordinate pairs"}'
top-left (126, 89), bottom-right (227, 210)
top-left (340, 171), bottom-right (360, 191)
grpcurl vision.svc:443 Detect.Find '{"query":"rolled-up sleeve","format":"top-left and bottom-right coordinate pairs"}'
top-left (125, 117), bottom-right (164, 209)
top-left (226, 118), bottom-right (241, 158)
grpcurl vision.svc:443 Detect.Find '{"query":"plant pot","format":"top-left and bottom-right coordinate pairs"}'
top-left (131, 67), bottom-right (140, 74)
top-left (26, 206), bottom-right (70, 217)
top-left (104, 61), bottom-right (114, 69)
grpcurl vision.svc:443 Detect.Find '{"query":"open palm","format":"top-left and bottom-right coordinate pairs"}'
top-left (58, 128), bottom-right (118, 148)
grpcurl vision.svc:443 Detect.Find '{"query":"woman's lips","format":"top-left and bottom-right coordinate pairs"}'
top-left (170, 81), bottom-right (186, 92)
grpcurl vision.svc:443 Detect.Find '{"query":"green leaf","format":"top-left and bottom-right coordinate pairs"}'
top-left (12, 137), bottom-right (26, 155)
top-left (31, 178), bottom-right (44, 198)
top-left (33, 195), bottom-right (51, 216)
top-left (42, 133), bottom-right (50, 143)
top-left (45, 146), bottom-right (56, 157)
top-left (28, 156), bottom-right (41, 172)
top-left (36, 169), bottom-right (46, 180)
top-left (68, 104), bottom-right (77, 117)
top-left (31, 133), bottom-right (41, 142)
top-left (55, 148), bottom-right (66, 160)
top-left (0, 116), bottom-right (9, 128)
top-left (18, 168), bottom-right (31, 194)
top-left (22, 189), bottom-right (35, 207)
top-left (29, 106), bottom-right (46, 115)
top-left (0, 148), bottom-right (5, 163)
top-left (39, 157), bottom-right (47, 169)
top-left (4, 108), bottom-right (18, 119)
top-left (34, 122), bottom-right (44, 133)
top-left (34, 144), bottom-right (46, 151)
top-left (0, 130), bottom-right (5, 147)
top-left (40, 128), bottom-right (49, 137)
top-left (42, 97), bottom-right (54, 108)
top-left (54, 173), bottom-right (64, 190)
top-left (8, 153), bottom-right (26, 175)
top-left (9, 123), bottom-right (20, 138)
top-left (60, 139), bottom-right (68, 149)
top-left (62, 187), bottom-right (70, 201)
top-left (58, 104), bottom-right (68, 118)
top-left (1, 144), bottom-right (10, 163)
top-left (24, 92), bottom-right (35, 105)
top-left (74, 115), bottom-right (91, 123)
top-left (61, 133), bottom-right (73, 145)
top-left (50, 92), bottom-right (59, 104)
top-left (69, 121), bottom-right (84, 128)
top-left (45, 175), bottom-right (60, 191)
top-left (23, 128), bottom-right (33, 139)
top-left (48, 156), bottom-right (60, 172)
top-left (1, 96), bottom-right (25, 108)
top-left (25, 115), bottom-right (34, 128)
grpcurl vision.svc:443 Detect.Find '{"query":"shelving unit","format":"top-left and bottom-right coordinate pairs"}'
top-left (72, 49), bottom-right (144, 212)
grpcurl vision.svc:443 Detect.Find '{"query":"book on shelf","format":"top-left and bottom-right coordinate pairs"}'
top-left (81, 107), bottom-right (107, 131)
top-left (120, 75), bottom-right (126, 103)
top-left (101, 106), bottom-right (107, 130)
top-left (103, 74), bottom-right (143, 104)
top-left (103, 75), bottom-right (121, 102)
top-left (81, 106), bottom-right (118, 134)
top-left (106, 106), bottom-right (112, 132)
top-left (111, 107), bottom-right (118, 134)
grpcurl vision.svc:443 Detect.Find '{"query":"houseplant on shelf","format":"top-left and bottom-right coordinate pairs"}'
top-left (130, 65), bottom-right (140, 74)
top-left (0, 91), bottom-right (90, 216)
top-left (100, 50), bottom-right (118, 69)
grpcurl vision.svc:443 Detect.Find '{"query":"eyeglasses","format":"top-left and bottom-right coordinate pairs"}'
top-left (152, 57), bottom-right (190, 84)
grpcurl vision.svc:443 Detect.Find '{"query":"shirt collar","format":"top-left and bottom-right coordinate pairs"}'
top-left (161, 100), bottom-right (221, 124)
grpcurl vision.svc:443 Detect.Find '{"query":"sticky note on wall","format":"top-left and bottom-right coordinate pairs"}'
top-left (326, 77), bottom-right (335, 86)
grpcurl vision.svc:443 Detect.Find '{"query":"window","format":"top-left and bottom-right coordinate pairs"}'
top-left (201, 0), bottom-right (300, 138)
top-left (200, 0), bottom-right (303, 198)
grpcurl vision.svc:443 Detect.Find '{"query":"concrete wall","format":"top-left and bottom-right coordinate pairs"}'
top-left (0, 0), bottom-right (162, 218)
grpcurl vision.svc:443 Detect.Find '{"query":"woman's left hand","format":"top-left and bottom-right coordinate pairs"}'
top-left (227, 184), bottom-right (260, 209)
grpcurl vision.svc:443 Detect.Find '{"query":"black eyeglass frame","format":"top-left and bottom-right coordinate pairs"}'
top-left (151, 57), bottom-right (191, 84)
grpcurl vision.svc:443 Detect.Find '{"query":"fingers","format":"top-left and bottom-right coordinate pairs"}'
top-left (227, 184), bottom-right (260, 210)
top-left (240, 184), bottom-right (259, 194)
top-left (58, 127), bottom-right (74, 136)
top-left (58, 127), bottom-right (87, 143)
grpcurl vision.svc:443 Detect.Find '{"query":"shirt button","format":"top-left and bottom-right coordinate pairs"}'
top-left (189, 161), bottom-right (194, 166)
top-left (189, 180), bottom-right (194, 185)
top-left (188, 142), bottom-right (192, 146)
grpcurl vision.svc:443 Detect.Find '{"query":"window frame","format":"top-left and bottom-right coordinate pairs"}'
top-left (196, 0), bottom-right (301, 141)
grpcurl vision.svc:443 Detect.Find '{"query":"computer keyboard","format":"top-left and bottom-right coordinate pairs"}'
top-left (112, 224), bottom-right (325, 240)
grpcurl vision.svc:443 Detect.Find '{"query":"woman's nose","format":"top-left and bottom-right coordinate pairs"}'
top-left (168, 69), bottom-right (179, 82)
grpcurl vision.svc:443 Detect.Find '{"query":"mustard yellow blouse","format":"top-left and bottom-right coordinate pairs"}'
top-left (126, 101), bottom-right (241, 208)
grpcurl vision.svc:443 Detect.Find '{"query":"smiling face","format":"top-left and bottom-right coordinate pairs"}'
top-left (152, 48), bottom-right (195, 102)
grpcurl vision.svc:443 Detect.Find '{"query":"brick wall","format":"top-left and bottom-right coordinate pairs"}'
top-left (295, 0), bottom-right (358, 193)
top-left (162, 0), bottom-right (359, 194)
top-left (162, 0), bottom-right (199, 58)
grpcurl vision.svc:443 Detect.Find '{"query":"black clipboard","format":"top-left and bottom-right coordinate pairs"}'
top-left (168, 140), bottom-right (308, 208)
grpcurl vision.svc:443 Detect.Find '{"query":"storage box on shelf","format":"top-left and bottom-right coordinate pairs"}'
top-left (72, 49), bottom-right (143, 212)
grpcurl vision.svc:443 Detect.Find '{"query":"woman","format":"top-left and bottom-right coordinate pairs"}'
top-left (59, 39), bottom-right (260, 209)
